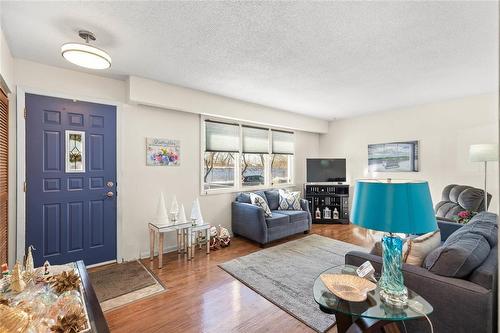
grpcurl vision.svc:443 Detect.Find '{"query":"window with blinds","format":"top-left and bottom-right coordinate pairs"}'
top-left (203, 121), bottom-right (239, 191)
top-left (0, 89), bottom-right (8, 264)
top-left (271, 130), bottom-right (294, 185)
top-left (272, 130), bottom-right (294, 154)
top-left (205, 120), bottom-right (239, 152)
top-left (241, 126), bottom-right (269, 187)
top-left (202, 118), bottom-right (295, 193)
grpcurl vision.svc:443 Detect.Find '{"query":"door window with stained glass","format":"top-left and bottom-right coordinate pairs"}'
top-left (65, 130), bottom-right (85, 172)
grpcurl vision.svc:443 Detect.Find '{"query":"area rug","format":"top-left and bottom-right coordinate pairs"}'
top-left (219, 234), bottom-right (367, 333)
top-left (88, 260), bottom-right (166, 311)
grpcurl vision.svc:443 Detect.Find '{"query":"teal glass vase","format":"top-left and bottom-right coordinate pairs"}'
top-left (379, 234), bottom-right (408, 307)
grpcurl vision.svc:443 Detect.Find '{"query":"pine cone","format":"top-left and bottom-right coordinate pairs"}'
top-left (49, 271), bottom-right (80, 294)
top-left (50, 308), bottom-right (86, 333)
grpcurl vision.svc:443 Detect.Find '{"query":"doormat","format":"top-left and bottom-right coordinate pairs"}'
top-left (88, 260), bottom-right (166, 311)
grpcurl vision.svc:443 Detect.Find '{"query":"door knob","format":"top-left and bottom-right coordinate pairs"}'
top-left (106, 191), bottom-right (114, 198)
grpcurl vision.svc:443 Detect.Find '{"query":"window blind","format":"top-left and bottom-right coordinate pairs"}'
top-left (0, 88), bottom-right (7, 264)
top-left (242, 126), bottom-right (269, 154)
top-left (272, 130), bottom-right (294, 155)
top-left (205, 120), bottom-right (240, 152)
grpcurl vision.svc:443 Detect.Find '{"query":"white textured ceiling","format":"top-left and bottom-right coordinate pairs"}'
top-left (1, 1), bottom-right (498, 120)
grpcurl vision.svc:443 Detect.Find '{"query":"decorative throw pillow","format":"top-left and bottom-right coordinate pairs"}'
top-left (249, 193), bottom-right (272, 218)
top-left (369, 241), bottom-right (383, 256)
top-left (424, 232), bottom-right (490, 278)
top-left (278, 189), bottom-right (302, 210)
top-left (402, 230), bottom-right (441, 266)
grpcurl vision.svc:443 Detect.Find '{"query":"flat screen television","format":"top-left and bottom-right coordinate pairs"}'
top-left (306, 158), bottom-right (346, 183)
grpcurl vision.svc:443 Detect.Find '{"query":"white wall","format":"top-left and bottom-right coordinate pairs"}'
top-left (319, 93), bottom-right (499, 213)
top-left (12, 59), bottom-right (321, 263)
top-left (119, 104), bottom-right (319, 258)
top-left (128, 76), bottom-right (328, 134)
top-left (0, 26), bottom-right (14, 92)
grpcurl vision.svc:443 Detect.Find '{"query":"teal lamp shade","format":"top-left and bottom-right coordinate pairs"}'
top-left (351, 179), bottom-right (437, 235)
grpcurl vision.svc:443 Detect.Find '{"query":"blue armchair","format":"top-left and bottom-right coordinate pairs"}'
top-left (231, 190), bottom-right (311, 245)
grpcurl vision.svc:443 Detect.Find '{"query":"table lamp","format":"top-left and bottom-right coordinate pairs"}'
top-left (351, 179), bottom-right (437, 307)
top-left (469, 144), bottom-right (498, 211)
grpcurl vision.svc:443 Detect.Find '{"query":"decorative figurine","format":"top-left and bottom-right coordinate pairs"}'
top-left (10, 262), bottom-right (26, 293)
top-left (323, 207), bottom-right (332, 219)
top-left (333, 207), bottom-right (339, 220)
top-left (218, 225), bottom-right (231, 247)
top-left (209, 225), bottom-right (231, 250)
top-left (1, 263), bottom-right (8, 278)
top-left (43, 261), bottom-right (51, 276)
top-left (315, 207), bottom-right (321, 219)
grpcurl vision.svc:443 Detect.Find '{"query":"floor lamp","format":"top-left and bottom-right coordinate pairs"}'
top-left (469, 144), bottom-right (499, 212)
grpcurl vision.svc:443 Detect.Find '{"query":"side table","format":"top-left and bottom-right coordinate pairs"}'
top-left (313, 264), bottom-right (433, 333)
top-left (148, 222), bottom-right (191, 268)
top-left (186, 224), bottom-right (211, 260)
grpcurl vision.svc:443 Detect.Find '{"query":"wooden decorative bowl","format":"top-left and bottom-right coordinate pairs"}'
top-left (320, 273), bottom-right (376, 302)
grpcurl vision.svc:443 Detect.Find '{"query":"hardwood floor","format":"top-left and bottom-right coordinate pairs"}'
top-left (103, 224), bottom-right (381, 333)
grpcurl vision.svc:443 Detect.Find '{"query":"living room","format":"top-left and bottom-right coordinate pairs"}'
top-left (0, 2), bottom-right (498, 333)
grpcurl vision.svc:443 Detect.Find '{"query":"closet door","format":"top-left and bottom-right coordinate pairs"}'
top-left (0, 88), bottom-right (8, 264)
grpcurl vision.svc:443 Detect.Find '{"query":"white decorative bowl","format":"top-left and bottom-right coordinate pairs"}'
top-left (320, 273), bottom-right (376, 302)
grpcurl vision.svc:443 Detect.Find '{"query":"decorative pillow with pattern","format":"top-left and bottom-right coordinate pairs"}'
top-left (278, 189), bottom-right (302, 210)
top-left (249, 193), bottom-right (272, 218)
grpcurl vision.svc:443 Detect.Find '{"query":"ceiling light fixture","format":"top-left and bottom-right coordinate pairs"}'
top-left (61, 30), bottom-right (111, 69)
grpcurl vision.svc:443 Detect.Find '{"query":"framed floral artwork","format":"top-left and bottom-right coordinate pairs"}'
top-left (146, 138), bottom-right (180, 166)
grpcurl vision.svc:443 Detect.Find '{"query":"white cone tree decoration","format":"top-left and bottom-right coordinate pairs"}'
top-left (11, 262), bottom-right (26, 292)
top-left (177, 204), bottom-right (187, 224)
top-left (170, 196), bottom-right (179, 222)
top-left (155, 192), bottom-right (169, 224)
top-left (23, 245), bottom-right (36, 284)
top-left (190, 198), bottom-right (204, 225)
top-left (24, 245), bottom-right (35, 273)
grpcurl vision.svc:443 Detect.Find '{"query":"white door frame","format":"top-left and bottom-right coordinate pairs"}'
top-left (16, 86), bottom-right (124, 265)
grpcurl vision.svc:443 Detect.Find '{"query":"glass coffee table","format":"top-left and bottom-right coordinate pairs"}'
top-left (313, 264), bottom-right (433, 333)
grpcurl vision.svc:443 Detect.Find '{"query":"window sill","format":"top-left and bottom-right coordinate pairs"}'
top-left (200, 183), bottom-right (296, 196)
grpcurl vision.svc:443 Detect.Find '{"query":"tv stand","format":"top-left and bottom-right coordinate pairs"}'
top-left (304, 184), bottom-right (349, 224)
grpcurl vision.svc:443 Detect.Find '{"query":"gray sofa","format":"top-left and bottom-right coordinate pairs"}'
top-left (231, 190), bottom-right (312, 245)
top-left (435, 184), bottom-right (491, 221)
top-left (346, 212), bottom-right (498, 333)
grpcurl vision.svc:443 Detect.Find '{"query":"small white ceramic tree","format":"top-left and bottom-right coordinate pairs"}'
top-left (155, 192), bottom-right (169, 224)
top-left (24, 245), bottom-right (35, 274)
top-left (190, 198), bottom-right (205, 226)
top-left (170, 195), bottom-right (179, 222)
top-left (177, 204), bottom-right (187, 224)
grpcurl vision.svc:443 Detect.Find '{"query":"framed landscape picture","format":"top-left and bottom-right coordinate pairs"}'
top-left (146, 138), bottom-right (180, 166)
top-left (368, 141), bottom-right (419, 172)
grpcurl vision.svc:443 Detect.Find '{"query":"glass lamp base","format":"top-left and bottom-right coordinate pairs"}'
top-left (379, 234), bottom-right (408, 307)
top-left (380, 286), bottom-right (408, 307)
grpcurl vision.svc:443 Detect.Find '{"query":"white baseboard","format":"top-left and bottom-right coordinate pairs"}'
top-left (125, 244), bottom-right (179, 263)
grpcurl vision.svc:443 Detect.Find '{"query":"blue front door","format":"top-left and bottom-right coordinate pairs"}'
top-left (26, 93), bottom-right (117, 266)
